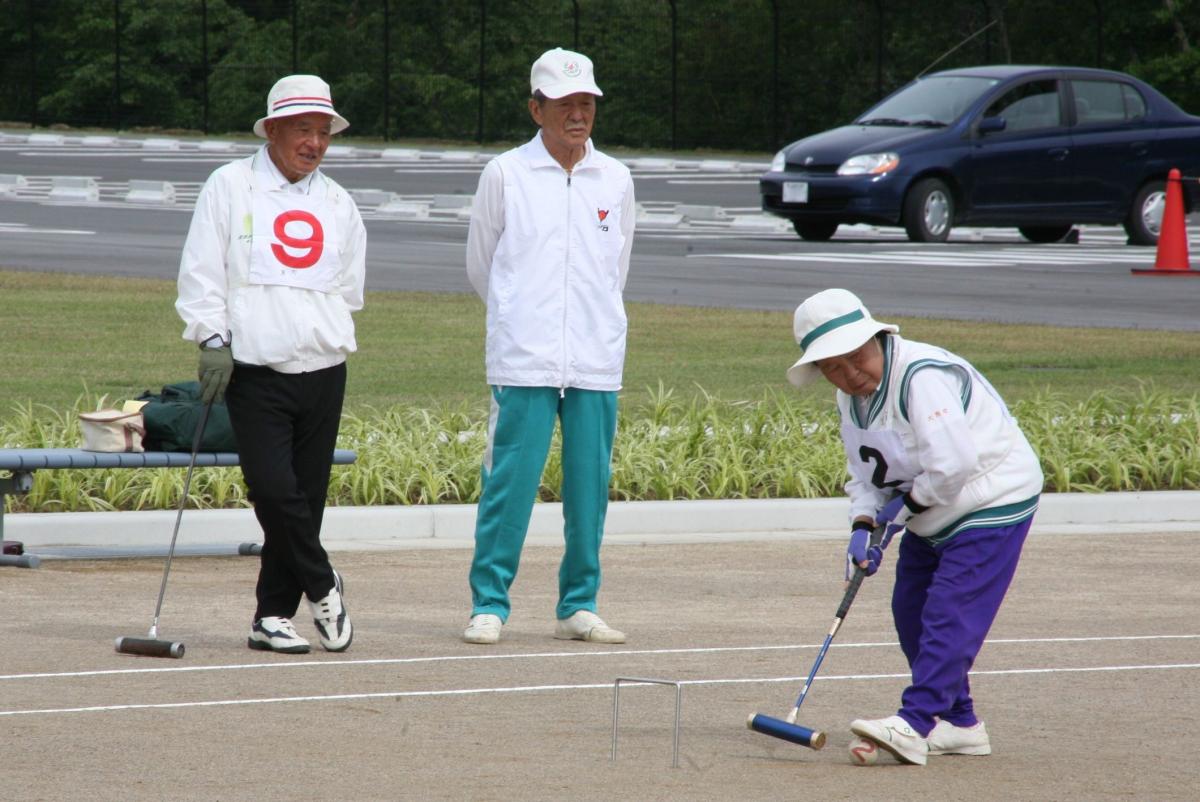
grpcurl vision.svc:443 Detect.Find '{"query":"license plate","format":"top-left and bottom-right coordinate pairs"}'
top-left (783, 182), bottom-right (809, 204)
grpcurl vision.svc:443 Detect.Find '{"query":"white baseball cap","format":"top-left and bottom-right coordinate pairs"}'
top-left (530, 48), bottom-right (603, 99)
top-left (253, 74), bottom-right (350, 138)
top-left (786, 289), bottom-right (899, 387)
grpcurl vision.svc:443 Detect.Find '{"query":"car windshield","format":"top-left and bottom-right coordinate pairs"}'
top-left (858, 76), bottom-right (999, 126)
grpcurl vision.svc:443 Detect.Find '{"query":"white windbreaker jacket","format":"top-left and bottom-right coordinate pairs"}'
top-left (466, 133), bottom-right (635, 391)
top-left (839, 335), bottom-right (1043, 545)
top-left (176, 147), bottom-right (366, 374)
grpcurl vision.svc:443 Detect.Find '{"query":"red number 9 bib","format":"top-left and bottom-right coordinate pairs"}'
top-left (249, 187), bottom-right (340, 291)
top-left (271, 210), bottom-right (325, 269)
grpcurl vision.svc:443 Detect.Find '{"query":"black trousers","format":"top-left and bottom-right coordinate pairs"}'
top-left (225, 361), bottom-right (346, 620)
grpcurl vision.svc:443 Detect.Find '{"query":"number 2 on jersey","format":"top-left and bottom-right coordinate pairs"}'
top-left (859, 445), bottom-right (903, 489)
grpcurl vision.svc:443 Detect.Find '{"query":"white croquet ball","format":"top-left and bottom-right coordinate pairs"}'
top-left (848, 737), bottom-right (879, 766)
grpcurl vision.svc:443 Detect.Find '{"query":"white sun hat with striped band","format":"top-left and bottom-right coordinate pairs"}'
top-left (786, 288), bottom-right (899, 387)
top-left (253, 74), bottom-right (350, 138)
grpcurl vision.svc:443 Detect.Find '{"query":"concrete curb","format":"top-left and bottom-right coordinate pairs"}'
top-left (7, 491), bottom-right (1199, 559)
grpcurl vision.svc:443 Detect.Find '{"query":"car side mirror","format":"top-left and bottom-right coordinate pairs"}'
top-left (978, 116), bottom-right (1007, 134)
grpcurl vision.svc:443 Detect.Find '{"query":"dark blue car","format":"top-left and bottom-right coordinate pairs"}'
top-left (760, 65), bottom-right (1200, 244)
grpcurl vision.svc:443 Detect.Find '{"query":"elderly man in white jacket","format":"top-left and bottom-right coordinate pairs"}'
top-left (462, 48), bottom-right (636, 645)
top-left (176, 74), bottom-right (365, 656)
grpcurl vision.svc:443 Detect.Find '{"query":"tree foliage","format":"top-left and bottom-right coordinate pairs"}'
top-left (0, 0), bottom-right (1196, 150)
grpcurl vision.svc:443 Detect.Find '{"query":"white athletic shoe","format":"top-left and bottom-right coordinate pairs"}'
top-left (850, 715), bottom-right (929, 766)
top-left (928, 720), bottom-right (991, 756)
top-left (309, 570), bottom-right (353, 652)
top-left (554, 610), bottom-right (626, 644)
top-left (248, 616), bottom-right (311, 654)
top-left (463, 613), bottom-right (503, 645)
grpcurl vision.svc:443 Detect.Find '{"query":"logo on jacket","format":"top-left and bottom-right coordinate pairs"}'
top-left (597, 208), bottom-right (609, 232)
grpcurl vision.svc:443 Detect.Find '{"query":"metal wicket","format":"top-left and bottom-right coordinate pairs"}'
top-left (611, 676), bottom-right (683, 769)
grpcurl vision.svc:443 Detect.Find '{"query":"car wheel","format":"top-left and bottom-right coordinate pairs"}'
top-left (903, 178), bottom-right (953, 242)
top-left (1123, 180), bottom-right (1166, 246)
top-left (1018, 225), bottom-right (1075, 243)
top-left (792, 221), bottom-right (839, 241)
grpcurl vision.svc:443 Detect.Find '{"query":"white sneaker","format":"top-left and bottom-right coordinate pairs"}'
top-left (928, 720), bottom-right (991, 756)
top-left (248, 616), bottom-right (311, 654)
top-left (554, 610), bottom-right (626, 644)
top-left (850, 715), bottom-right (929, 766)
top-left (309, 570), bottom-right (352, 652)
top-left (463, 613), bottom-right (503, 645)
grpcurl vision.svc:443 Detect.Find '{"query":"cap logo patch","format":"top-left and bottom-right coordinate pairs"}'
top-left (562, 61), bottom-right (582, 77)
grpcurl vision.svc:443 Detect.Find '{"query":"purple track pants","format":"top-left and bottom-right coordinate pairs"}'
top-left (891, 516), bottom-right (1034, 736)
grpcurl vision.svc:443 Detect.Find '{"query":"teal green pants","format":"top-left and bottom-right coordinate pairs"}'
top-left (468, 386), bottom-right (618, 622)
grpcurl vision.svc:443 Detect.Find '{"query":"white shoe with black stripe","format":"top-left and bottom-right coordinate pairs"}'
top-left (309, 570), bottom-right (353, 652)
top-left (248, 616), bottom-right (311, 654)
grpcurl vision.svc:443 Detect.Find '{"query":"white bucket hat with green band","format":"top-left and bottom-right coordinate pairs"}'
top-left (786, 288), bottom-right (899, 387)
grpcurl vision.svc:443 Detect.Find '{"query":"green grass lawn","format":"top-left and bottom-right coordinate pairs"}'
top-left (2, 267), bottom-right (1199, 415)
top-left (4, 268), bottom-right (1199, 507)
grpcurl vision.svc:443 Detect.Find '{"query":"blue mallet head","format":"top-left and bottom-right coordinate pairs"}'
top-left (747, 713), bottom-right (826, 750)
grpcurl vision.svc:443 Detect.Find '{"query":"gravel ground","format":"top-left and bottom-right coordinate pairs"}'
top-left (1, 531), bottom-right (1196, 801)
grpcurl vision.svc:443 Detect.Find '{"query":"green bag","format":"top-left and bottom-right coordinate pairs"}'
top-left (135, 381), bottom-right (239, 452)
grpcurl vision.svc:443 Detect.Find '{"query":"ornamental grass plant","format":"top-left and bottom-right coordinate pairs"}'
top-left (3, 387), bottom-right (1196, 513)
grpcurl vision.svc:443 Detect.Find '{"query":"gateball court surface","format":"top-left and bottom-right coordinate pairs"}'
top-left (1, 528), bottom-right (1196, 802)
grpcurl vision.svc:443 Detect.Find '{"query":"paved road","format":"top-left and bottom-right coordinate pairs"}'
top-left (2, 132), bottom-right (1198, 330)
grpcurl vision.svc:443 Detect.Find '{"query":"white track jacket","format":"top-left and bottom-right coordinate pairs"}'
top-left (466, 133), bottom-right (635, 391)
top-left (176, 147), bottom-right (366, 373)
top-left (839, 335), bottom-right (1043, 545)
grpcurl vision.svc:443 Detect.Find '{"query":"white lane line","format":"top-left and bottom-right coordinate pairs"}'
top-left (694, 251), bottom-right (1146, 266)
top-left (0, 223), bottom-right (95, 235)
top-left (3, 633), bottom-right (1195, 682)
top-left (2, 663), bottom-right (1197, 718)
top-left (387, 167), bottom-right (488, 174)
top-left (634, 172), bottom-right (760, 180)
top-left (666, 179), bottom-right (758, 185)
top-left (14, 151), bottom-right (149, 158)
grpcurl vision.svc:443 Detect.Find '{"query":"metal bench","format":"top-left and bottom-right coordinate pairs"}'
top-left (0, 448), bottom-right (357, 567)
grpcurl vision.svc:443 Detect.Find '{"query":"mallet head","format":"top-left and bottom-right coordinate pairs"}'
top-left (747, 713), bottom-right (826, 750)
top-left (115, 636), bottom-right (185, 659)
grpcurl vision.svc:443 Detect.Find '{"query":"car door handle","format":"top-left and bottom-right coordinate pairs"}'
top-left (1048, 147), bottom-right (1070, 160)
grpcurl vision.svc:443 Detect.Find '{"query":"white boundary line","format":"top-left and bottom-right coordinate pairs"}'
top-left (2, 663), bottom-right (1197, 719)
top-left (3, 634), bottom-right (1195, 683)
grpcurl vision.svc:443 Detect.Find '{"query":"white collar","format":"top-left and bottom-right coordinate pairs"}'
top-left (255, 145), bottom-right (317, 194)
top-left (529, 132), bottom-right (595, 171)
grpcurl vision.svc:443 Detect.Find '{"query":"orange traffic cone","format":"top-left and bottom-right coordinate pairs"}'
top-left (1132, 168), bottom-right (1196, 276)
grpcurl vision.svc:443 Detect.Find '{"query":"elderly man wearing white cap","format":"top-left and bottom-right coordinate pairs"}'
top-left (787, 289), bottom-right (1042, 765)
top-left (461, 48), bottom-right (636, 646)
top-left (175, 74), bottom-right (365, 655)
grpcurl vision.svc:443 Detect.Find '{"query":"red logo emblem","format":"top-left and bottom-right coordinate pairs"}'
top-left (597, 209), bottom-right (609, 222)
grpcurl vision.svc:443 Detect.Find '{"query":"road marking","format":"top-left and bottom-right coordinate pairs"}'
top-left (698, 248), bottom-right (1156, 266)
top-left (666, 179), bottom-right (758, 185)
top-left (0, 222), bottom-right (94, 235)
top-left (3, 633), bottom-right (1195, 682)
top-left (1, 662), bottom-right (1196, 718)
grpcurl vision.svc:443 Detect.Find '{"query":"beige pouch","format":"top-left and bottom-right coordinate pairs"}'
top-left (79, 409), bottom-right (146, 453)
